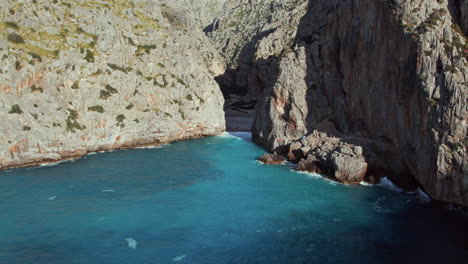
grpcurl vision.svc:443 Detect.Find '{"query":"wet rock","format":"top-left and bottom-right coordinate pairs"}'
top-left (258, 154), bottom-right (287, 165)
top-left (297, 156), bottom-right (320, 174)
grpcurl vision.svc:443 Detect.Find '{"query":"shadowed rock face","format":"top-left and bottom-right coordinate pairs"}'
top-left (0, 0), bottom-right (225, 169)
top-left (211, 0), bottom-right (467, 206)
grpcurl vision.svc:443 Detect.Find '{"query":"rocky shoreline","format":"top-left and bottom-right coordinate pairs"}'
top-left (0, 129), bottom-right (224, 171)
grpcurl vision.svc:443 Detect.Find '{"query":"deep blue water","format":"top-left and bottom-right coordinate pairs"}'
top-left (0, 132), bottom-right (467, 264)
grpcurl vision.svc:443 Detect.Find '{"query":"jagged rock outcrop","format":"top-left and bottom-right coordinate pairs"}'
top-left (212, 0), bottom-right (467, 206)
top-left (258, 153), bottom-right (286, 165)
top-left (0, 0), bottom-right (225, 169)
top-left (292, 131), bottom-right (368, 184)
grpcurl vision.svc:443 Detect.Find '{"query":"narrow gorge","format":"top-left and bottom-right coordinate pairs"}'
top-left (209, 0), bottom-right (468, 206)
top-left (1, 0), bottom-right (467, 208)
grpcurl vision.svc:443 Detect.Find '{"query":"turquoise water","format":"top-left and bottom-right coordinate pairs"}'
top-left (0, 132), bottom-right (467, 264)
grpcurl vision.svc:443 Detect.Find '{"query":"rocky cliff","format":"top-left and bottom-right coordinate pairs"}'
top-left (211, 0), bottom-right (468, 206)
top-left (0, 0), bottom-right (225, 169)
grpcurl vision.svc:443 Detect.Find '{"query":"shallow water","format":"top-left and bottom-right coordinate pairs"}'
top-left (0, 132), bottom-right (467, 264)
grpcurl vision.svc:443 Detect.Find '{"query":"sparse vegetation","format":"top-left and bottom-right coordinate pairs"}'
top-left (28, 52), bottom-right (42, 62)
top-left (7, 33), bottom-right (25, 44)
top-left (152, 74), bottom-right (168, 88)
top-left (116, 114), bottom-right (125, 128)
top-left (107, 63), bottom-right (132, 73)
top-left (88, 105), bottom-right (104, 113)
top-left (125, 103), bottom-right (134, 110)
top-left (15, 61), bottom-right (22, 71)
top-left (2, 21), bottom-right (19, 29)
top-left (100, 84), bottom-right (118, 99)
top-left (8, 104), bottom-right (22, 114)
top-left (31, 85), bottom-right (43, 93)
top-left (178, 108), bottom-right (186, 120)
top-left (84, 49), bottom-right (94, 62)
top-left (71, 81), bottom-right (79, 89)
top-left (136, 44), bottom-right (156, 56)
top-left (65, 109), bottom-right (83, 132)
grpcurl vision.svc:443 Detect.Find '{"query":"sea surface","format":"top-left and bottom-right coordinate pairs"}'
top-left (0, 132), bottom-right (467, 264)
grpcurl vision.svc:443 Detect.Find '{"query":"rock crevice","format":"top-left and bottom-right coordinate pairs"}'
top-left (211, 0), bottom-right (467, 206)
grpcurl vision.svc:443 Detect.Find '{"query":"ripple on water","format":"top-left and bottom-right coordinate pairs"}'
top-left (0, 135), bottom-right (467, 264)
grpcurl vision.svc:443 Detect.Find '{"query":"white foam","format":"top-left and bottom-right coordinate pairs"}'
top-left (359, 181), bottom-right (373, 186)
top-left (40, 158), bottom-right (77, 167)
top-left (295, 170), bottom-right (339, 185)
top-left (172, 255), bottom-right (186, 262)
top-left (48, 196), bottom-right (56, 200)
top-left (135, 145), bottom-right (163, 150)
top-left (125, 238), bottom-right (137, 249)
top-left (101, 189), bottom-right (116, 192)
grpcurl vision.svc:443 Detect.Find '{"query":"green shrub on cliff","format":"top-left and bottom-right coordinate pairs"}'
top-left (2, 21), bottom-right (19, 30)
top-left (107, 63), bottom-right (132, 74)
top-left (7, 33), bottom-right (25, 44)
top-left (84, 49), bottom-right (94, 62)
top-left (116, 114), bottom-right (125, 128)
top-left (65, 109), bottom-right (83, 132)
top-left (88, 105), bottom-right (104, 113)
top-left (100, 84), bottom-right (118, 99)
top-left (31, 85), bottom-right (44, 93)
top-left (8, 104), bottom-right (22, 114)
top-left (136, 44), bottom-right (157, 56)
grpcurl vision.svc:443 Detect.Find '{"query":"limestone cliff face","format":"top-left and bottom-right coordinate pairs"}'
top-left (0, 0), bottom-right (225, 169)
top-left (208, 0), bottom-right (308, 97)
top-left (212, 0), bottom-right (468, 206)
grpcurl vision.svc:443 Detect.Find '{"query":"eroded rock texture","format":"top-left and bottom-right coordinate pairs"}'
top-left (0, 0), bottom-right (225, 169)
top-left (212, 0), bottom-right (467, 206)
